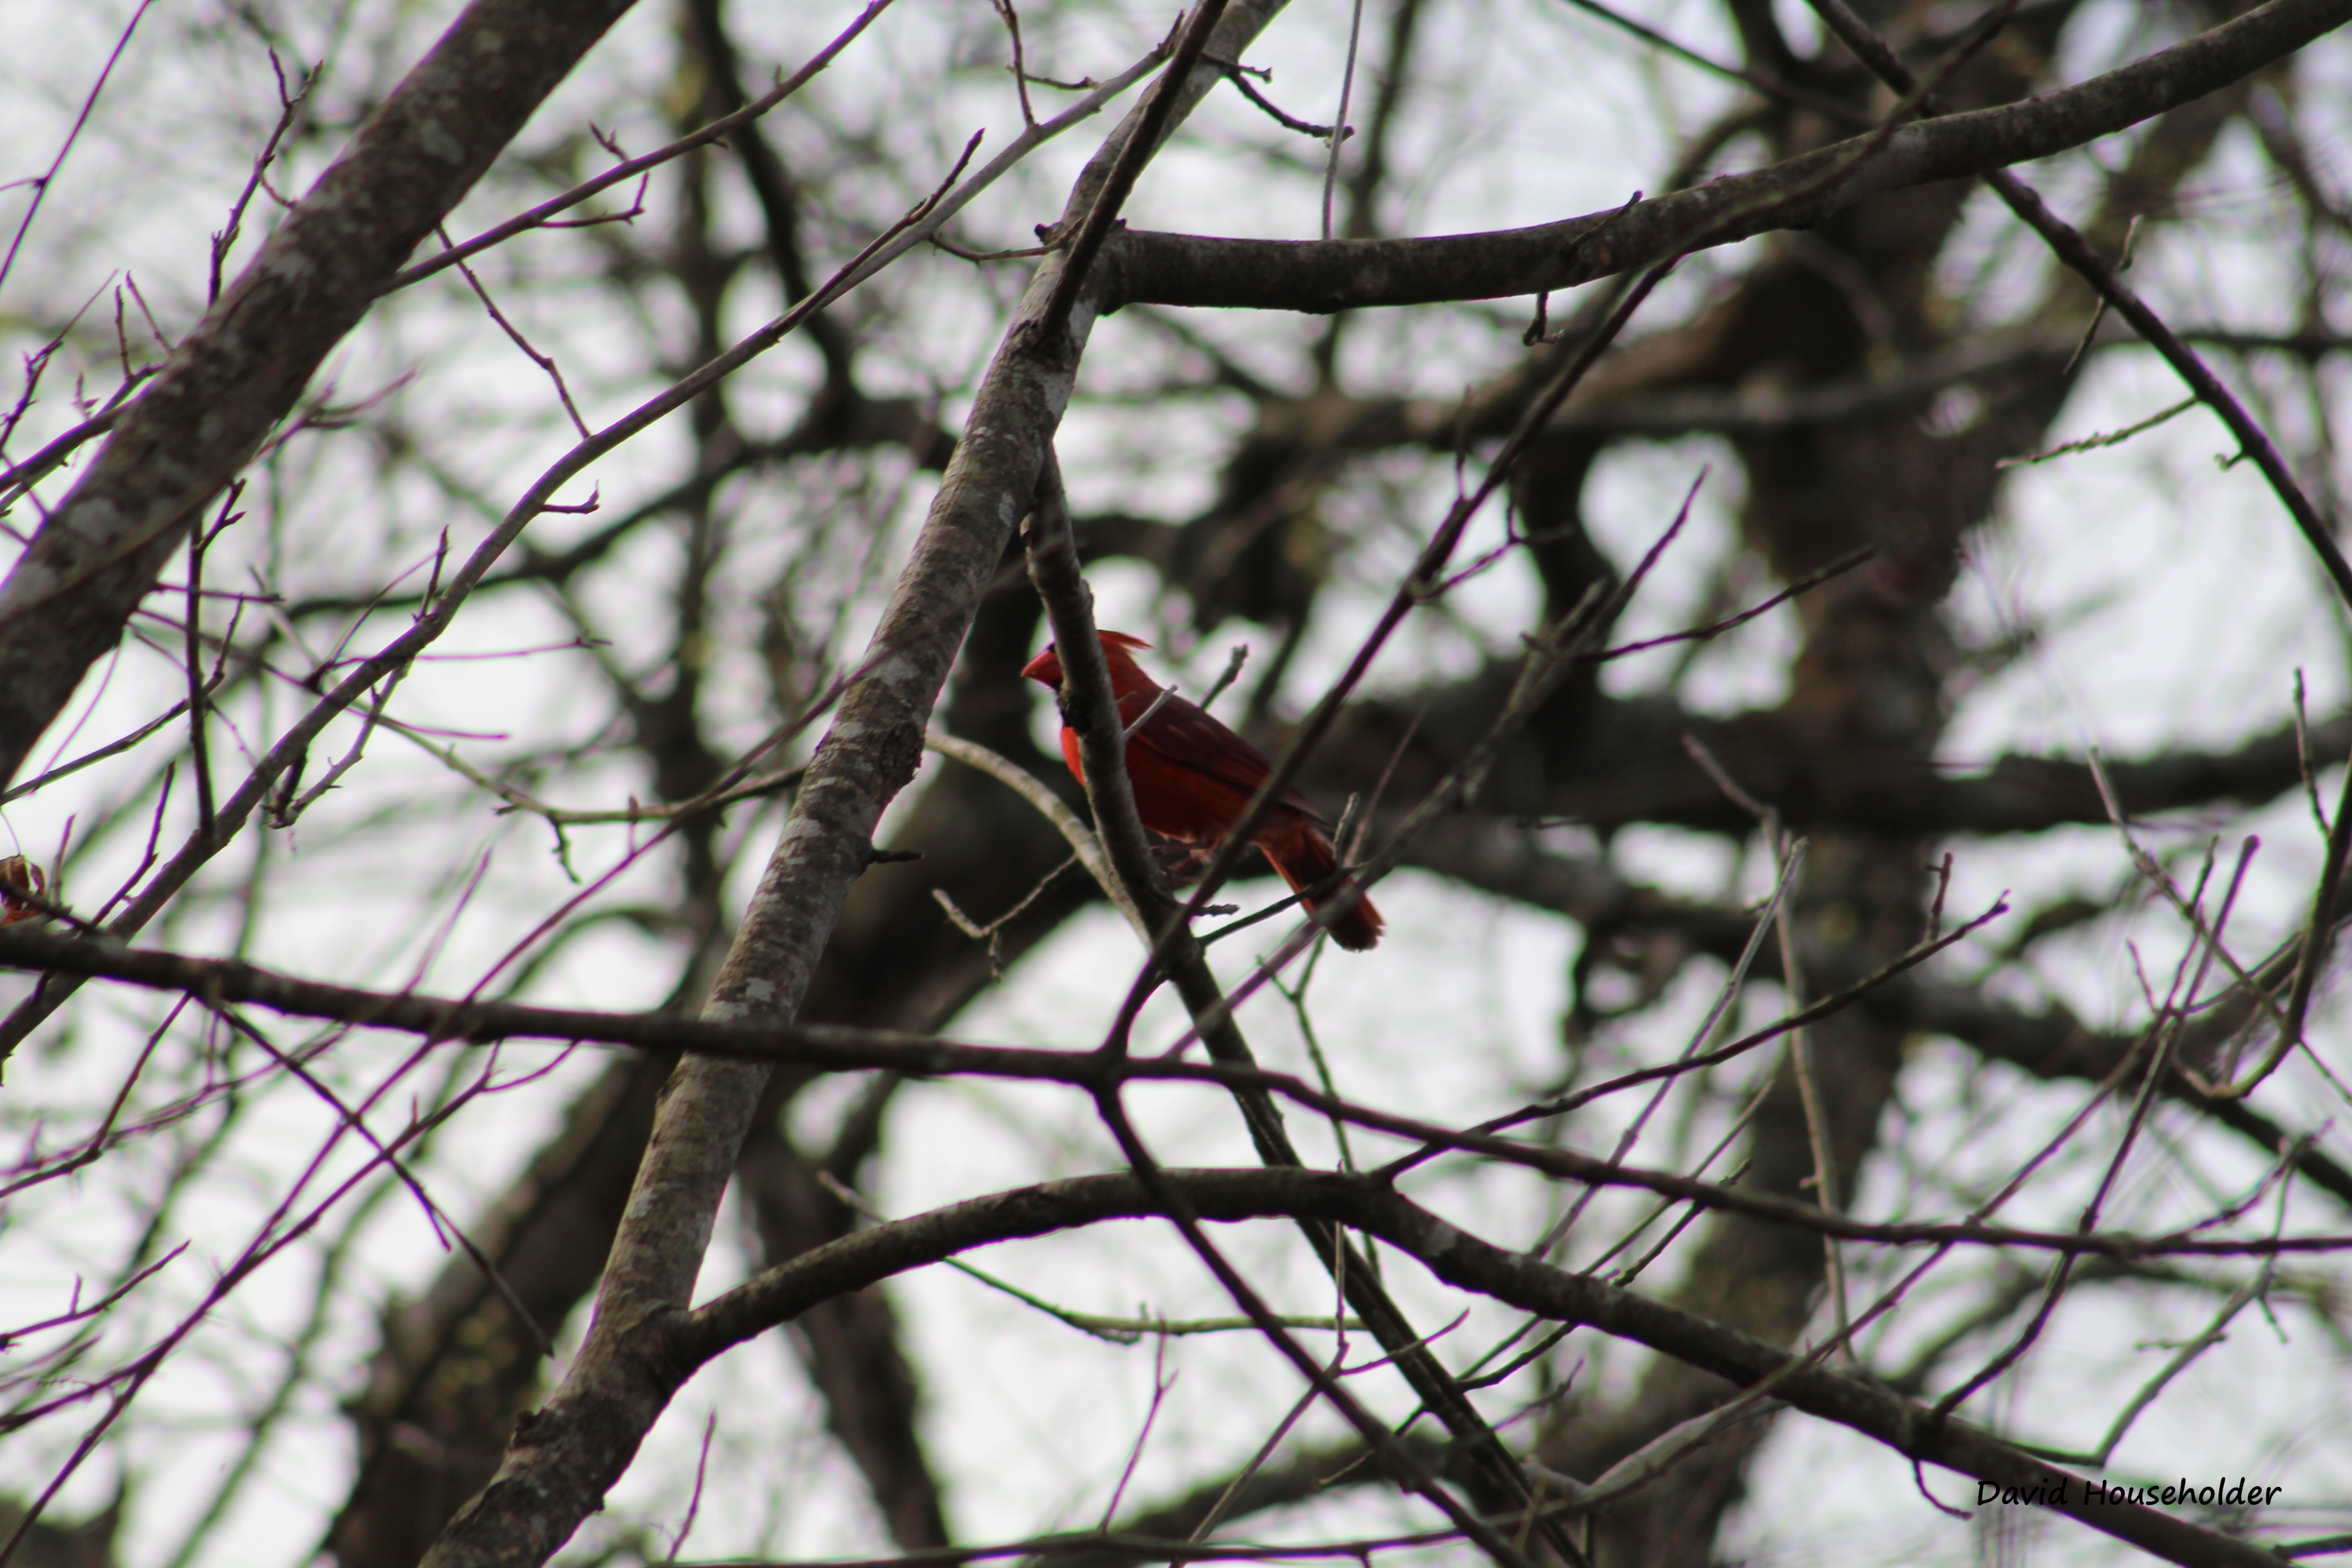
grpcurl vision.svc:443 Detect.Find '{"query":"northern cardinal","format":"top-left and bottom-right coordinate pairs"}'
top-left (1022, 631), bottom-right (1382, 951)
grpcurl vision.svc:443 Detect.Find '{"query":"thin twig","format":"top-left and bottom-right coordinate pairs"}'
top-left (1995, 396), bottom-right (2198, 469)
top-left (1803, 0), bottom-right (2352, 609)
top-left (389, 0), bottom-right (902, 292)
top-left (1320, 0), bottom-right (1367, 239)
top-left (1033, 0), bottom-right (1233, 348)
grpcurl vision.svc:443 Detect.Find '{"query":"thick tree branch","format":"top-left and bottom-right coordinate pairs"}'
top-left (1309, 679), bottom-right (2352, 836)
top-left (1025, 455), bottom-right (1582, 1558)
top-left (0, 0), bottom-right (644, 787)
top-left (1099, 0), bottom-right (2349, 313)
top-left (678, 1170), bottom-right (2291, 1568)
top-left (1902, 982), bottom-right (2352, 1211)
top-left (411, 9), bottom-right (1293, 1561)
top-left (1801, 0), bottom-right (2352, 609)
top-left (4, 924), bottom-right (2335, 1266)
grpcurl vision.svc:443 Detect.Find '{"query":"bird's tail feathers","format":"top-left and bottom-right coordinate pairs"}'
top-left (1262, 823), bottom-right (1384, 952)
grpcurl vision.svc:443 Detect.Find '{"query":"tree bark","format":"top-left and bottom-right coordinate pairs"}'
top-left (0, 0), bottom-right (639, 786)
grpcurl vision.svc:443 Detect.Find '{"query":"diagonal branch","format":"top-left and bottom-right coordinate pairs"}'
top-left (13, 921), bottom-right (2337, 1265)
top-left (679, 1169), bottom-right (2295, 1568)
top-left (1100, 0), bottom-right (2349, 314)
top-left (1798, 0), bottom-right (2352, 607)
top-left (1022, 449), bottom-right (1589, 1562)
top-left (411, 7), bottom-right (1296, 1562)
top-left (0, 0), bottom-right (654, 787)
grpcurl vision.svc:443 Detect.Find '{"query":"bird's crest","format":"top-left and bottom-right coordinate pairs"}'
top-left (1022, 630), bottom-right (1156, 685)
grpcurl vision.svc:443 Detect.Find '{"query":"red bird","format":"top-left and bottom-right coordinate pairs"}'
top-left (1022, 631), bottom-right (1382, 951)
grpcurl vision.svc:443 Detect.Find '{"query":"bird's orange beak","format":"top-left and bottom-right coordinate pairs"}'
top-left (1021, 645), bottom-right (1062, 684)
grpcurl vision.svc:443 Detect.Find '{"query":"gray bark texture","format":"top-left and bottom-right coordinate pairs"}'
top-left (0, 0), bottom-right (640, 787)
top-left (412, 7), bottom-right (1296, 1561)
top-left (669, 1167), bottom-right (2300, 1568)
top-left (1101, 0), bottom-right (2350, 312)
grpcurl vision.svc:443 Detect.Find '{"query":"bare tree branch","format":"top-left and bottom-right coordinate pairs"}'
top-left (1101, 0), bottom-right (2347, 313)
top-left (0, 0), bottom-right (649, 786)
top-left (675, 1169), bottom-right (2304, 1568)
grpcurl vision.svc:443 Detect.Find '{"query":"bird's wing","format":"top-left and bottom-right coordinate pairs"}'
top-left (1132, 695), bottom-right (1320, 819)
